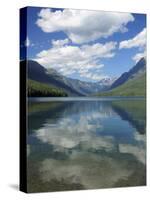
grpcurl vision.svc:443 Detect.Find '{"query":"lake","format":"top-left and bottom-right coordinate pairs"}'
top-left (27, 97), bottom-right (146, 192)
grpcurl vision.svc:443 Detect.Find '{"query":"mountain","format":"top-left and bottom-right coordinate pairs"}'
top-left (28, 79), bottom-right (68, 97)
top-left (21, 60), bottom-right (82, 96)
top-left (98, 77), bottom-right (117, 87)
top-left (44, 64), bottom-right (115, 95)
top-left (96, 73), bottom-right (146, 97)
top-left (21, 60), bottom-right (112, 96)
top-left (110, 58), bottom-right (146, 89)
top-left (96, 58), bottom-right (146, 97)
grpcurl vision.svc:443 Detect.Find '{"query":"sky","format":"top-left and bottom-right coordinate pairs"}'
top-left (20, 7), bottom-right (146, 82)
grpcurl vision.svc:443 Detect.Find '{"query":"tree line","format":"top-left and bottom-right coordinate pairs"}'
top-left (28, 79), bottom-right (68, 97)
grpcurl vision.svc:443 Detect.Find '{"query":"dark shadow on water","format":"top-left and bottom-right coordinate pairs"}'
top-left (9, 184), bottom-right (19, 191)
top-left (111, 100), bottom-right (146, 134)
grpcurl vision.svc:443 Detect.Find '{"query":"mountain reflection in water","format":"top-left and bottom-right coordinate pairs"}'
top-left (27, 98), bottom-right (146, 193)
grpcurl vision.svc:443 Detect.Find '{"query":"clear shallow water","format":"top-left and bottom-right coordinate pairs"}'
top-left (27, 97), bottom-right (146, 192)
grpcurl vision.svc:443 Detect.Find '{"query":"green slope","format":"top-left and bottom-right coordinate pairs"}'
top-left (96, 73), bottom-right (146, 97)
top-left (27, 79), bottom-right (68, 97)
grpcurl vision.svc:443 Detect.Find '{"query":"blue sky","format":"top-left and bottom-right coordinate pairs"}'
top-left (20, 7), bottom-right (146, 82)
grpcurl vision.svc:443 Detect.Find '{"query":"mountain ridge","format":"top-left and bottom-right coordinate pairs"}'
top-left (111, 57), bottom-right (146, 89)
top-left (21, 60), bottom-right (116, 96)
top-left (21, 60), bottom-right (82, 96)
top-left (96, 57), bottom-right (146, 97)
top-left (21, 57), bottom-right (146, 97)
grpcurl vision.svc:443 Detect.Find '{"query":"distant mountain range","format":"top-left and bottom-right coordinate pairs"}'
top-left (96, 57), bottom-right (146, 97)
top-left (98, 77), bottom-right (117, 87)
top-left (21, 57), bottom-right (146, 97)
top-left (21, 60), bottom-right (116, 96)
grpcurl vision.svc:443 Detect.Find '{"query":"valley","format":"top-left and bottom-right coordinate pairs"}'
top-left (21, 57), bottom-right (146, 97)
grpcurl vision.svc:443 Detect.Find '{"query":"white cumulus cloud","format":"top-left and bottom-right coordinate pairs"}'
top-left (35, 39), bottom-right (117, 81)
top-left (119, 28), bottom-right (146, 49)
top-left (36, 8), bottom-right (134, 44)
top-left (132, 51), bottom-right (146, 63)
top-left (119, 28), bottom-right (146, 63)
top-left (52, 38), bottom-right (70, 47)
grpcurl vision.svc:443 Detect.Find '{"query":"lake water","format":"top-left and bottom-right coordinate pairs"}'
top-left (27, 97), bottom-right (146, 192)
